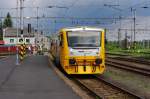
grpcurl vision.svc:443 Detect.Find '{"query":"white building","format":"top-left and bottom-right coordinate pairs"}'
top-left (3, 27), bottom-right (35, 46)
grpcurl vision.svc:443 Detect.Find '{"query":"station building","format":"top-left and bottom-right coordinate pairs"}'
top-left (3, 27), bottom-right (35, 46)
top-left (2, 27), bottom-right (50, 53)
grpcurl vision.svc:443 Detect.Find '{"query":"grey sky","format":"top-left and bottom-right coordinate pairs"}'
top-left (0, 0), bottom-right (150, 38)
top-left (0, 0), bottom-right (149, 13)
top-left (0, 0), bottom-right (149, 18)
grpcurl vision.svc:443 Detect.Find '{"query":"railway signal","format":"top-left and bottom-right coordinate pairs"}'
top-left (19, 44), bottom-right (24, 61)
top-left (18, 39), bottom-right (27, 61)
top-left (23, 43), bottom-right (27, 57)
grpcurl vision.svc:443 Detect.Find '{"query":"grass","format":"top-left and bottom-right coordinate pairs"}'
top-left (106, 42), bottom-right (150, 59)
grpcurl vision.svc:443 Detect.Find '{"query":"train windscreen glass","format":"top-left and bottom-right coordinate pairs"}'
top-left (67, 31), bottom-right (101, 47)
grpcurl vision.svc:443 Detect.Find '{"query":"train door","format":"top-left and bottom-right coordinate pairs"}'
top-left (59, 33), bottom-right (65, 66)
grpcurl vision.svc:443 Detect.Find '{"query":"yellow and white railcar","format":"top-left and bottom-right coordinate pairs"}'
top-left (51, 26), bottom-right (105, 74)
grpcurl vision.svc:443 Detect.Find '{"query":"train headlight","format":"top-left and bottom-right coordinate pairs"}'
top-left (95, 58), bottom-right (102, 65)
top-left (69, 48), bottom-right (74, 55)
top-left (69, 59), bottom-right (76, 65)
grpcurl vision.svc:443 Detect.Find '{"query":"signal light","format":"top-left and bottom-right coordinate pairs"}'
top-left (69, 59), bottom-right (76, 65)
top-left (95, 58), bottom-right (102, 65)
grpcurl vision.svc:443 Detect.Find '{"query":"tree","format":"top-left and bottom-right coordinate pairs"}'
top-left (3, 12), bottom-right (13, 28)
top-left (0, 29), bottom-right (3, 40)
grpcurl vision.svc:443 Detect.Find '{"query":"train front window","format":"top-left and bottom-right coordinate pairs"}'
top-left (67, 31), bottom-right (101, 47)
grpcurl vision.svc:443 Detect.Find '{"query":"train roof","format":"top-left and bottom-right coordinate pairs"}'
top-left (61, 26), bottom-right (105, 32)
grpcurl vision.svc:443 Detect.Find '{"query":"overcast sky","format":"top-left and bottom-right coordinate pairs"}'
top-left (1, 0), bottom-right (150, 17)
top-left (0, 0), bottom-right (150, 37)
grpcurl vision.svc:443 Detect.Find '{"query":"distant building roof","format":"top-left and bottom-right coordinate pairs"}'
top-left (4, 27), bottom-right (35, 37)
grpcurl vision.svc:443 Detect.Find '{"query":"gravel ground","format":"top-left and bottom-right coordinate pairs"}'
top-left (103, 66), bottom-right (150, 98)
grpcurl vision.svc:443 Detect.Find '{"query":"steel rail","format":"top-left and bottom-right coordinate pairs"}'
top-left (72, 76), bottom-right (142, 99)
top-left (107, 56), bottom-right (150, 66)
top-left (71, 78), bottom-right (103, 99)
top-left (106, 60), bottom-right (150, 76)
top-left (94, 76), bottom-right (144, 99)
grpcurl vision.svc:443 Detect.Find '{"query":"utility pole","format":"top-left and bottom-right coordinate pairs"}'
top-left (37, 7), bottom-right (39, 33)
top-left (16, 0), bottom-right (24, 65)
top-left (131, 8), bottom-right (136, 49)
top-left (36, 7), bottom-right (39, 45)
top-left (118, 28), bottom-right (121, 46)
top-left (119, 16), bottom-right (122, 46)
top-left (133, 10), bottom-right (136, 49)
top-left (104, 4), bottom-right (122, 47)
top-left (20, 0), bottom-right (24, 37)
top-left (16, 0), bottom-right (19, 65)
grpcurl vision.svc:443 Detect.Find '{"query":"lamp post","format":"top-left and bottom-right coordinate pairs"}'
top-left (16, 0), bottom-right (19, 65)
top-left (20, 0), bottom-right (24, 36)
top-left (36, 7), bottom-right (39, 45)
top-left (26, 16), bottom-right (31, 36)
top-left (130, 6), bottom-right (149, 49)
top-left (16, 0), bottom-right (24, 65)
top-left (131, 8), bottom-right (136, 49)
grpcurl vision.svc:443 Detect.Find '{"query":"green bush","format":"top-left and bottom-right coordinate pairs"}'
top-left (106, 42), bottom-right (121, 51)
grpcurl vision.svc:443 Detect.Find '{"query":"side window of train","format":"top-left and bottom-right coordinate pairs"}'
top-left (60, 34), bottom-right (63, 47)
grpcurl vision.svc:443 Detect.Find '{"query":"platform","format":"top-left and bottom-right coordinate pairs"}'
top-left (0, 55), bottom-right (80, 99)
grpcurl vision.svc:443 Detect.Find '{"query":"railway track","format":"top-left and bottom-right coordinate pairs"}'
top-left (106, 52), bottom-right (130, 57)
top-left (106, 51), bottom-right (150, 56)
top-left (71, 75), bottom-right (142, 99)
top-left (50, 55), bottom-right (146, 99)
top-left (106, 52), bottom-right (150, 64)
top-left (107, 56), bottom-right (150, 66)
top-left (106, 58), bottom-right (150, 76)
